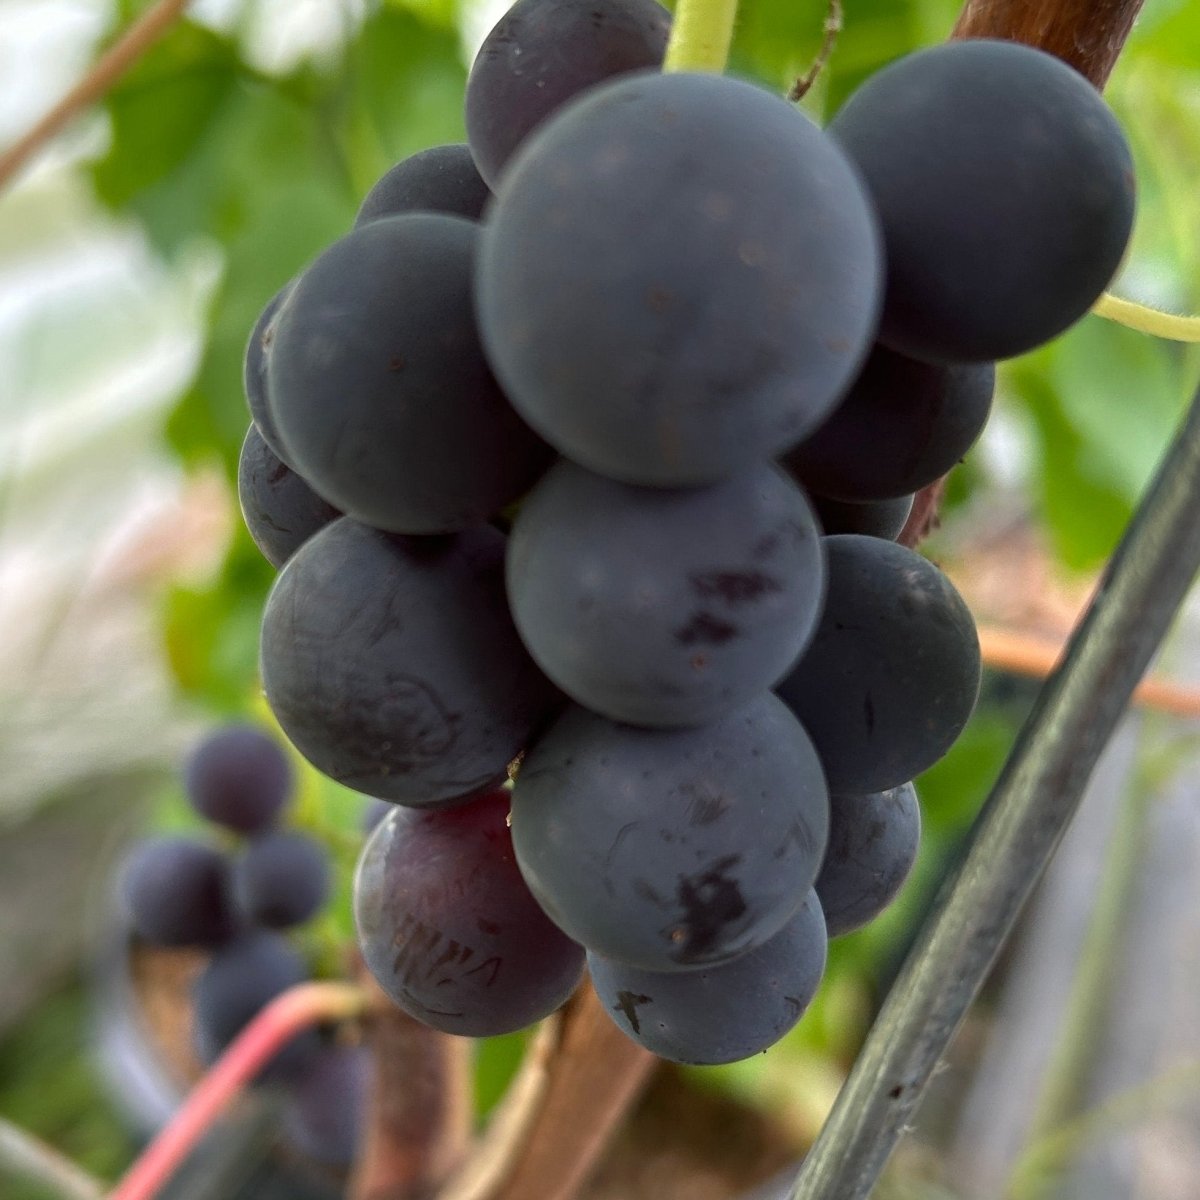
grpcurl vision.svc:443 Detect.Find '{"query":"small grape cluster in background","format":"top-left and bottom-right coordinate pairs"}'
top-left (235, 0), bottom-right (1136, 1068)
top-left (118, 725), bottom-right (369, 1169)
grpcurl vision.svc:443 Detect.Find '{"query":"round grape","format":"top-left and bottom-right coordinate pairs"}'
top-left (243, 283), bottom-right (294, 467)
top-left (776, 536), bottom-right (980, 793)
top-left (260, 519), bottom-right (561, 805)
top-left (816, 782), bottom-right (921, 937)
top-left (268, 214), bottom-right (552, 534)
top-left (354, 789), bottom-right (585, 1037)
top-left (507, 461), bottom-right (825, 728)
top-left (238, 424), bottom-right (340, 569)
top-left (233, 830), bottom-right (331, 930)
top-left (783, 346), bottom-right (995, 501)
top-left (355, 144), bottom-right (490, 226)
top-left (809, 491), bottom-right (913, 541)
top-left (476, 70), bottom-right (882, 486)
top-left (465, 0), bottom-right (670, 188)
top-left (120, 837), bottom-right (237, 948)
top-left (588, 891), bottom-right (827, 1065)
top-left (185, 725), bottom-right (294, 834)
top-left (829, 39), bottom-right (1135, 362)
top-left (511, 695), bottom-right (829, 972)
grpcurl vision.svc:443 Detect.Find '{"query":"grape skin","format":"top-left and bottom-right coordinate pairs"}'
top-left (268, 214), bottom-right (552, 534)
top-left (588, 891), bottom-right (827, 1065)
top-left (355, 144), bottom-right (490, 226)
top-left (243, 283), bottom-right (294, 467)
top-left (829, 39), bottom-right (1135, 363)
top-left (476, 71), bottom-right (883, 487)
top-left (238, 424), bottom-right (340, 569)
top-left (465, 0), bottom-right (670, 189)
top-left (282, 1044), bottom-right (372, 1168)
top-left (120, 838), bottom-right (236, 948)
top-left (783, 346), bottom-right (995, 501)
top-left (511, 696), bottom-right (829, 972)
top-left (233, 830), bottom-right (332, 930)
top-left (185, 724), bottom-right (294, 834)
top-left (816, 782), bottom-right (921, 937)
top-left (193, 931), bottom-right (319, 1079)
top-left (354, 789), bottom-right (585, 1037)
top-left (260, 519), bottom-right (561, 805)
top-left (809, 491), bottom-right (913, 541)
top-left (776, 535), bottom-right (980, 794)
top-left (507, 461), bottom-right (825, 728)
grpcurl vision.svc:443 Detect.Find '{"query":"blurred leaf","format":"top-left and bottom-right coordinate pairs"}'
top-left (162, 529), bottom-right (273, 708)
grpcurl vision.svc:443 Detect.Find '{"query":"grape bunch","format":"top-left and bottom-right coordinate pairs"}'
top-left (239, 0), bottom-right (1135, 1066)
top-left (119, 726), bottom-right (368, 1165)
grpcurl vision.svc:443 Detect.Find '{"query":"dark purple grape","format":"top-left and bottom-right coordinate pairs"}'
top-left (238, 424), bottom-right (340, 569)
top-left (809, 491), bottom-right (913, 541)
top-left (184, 725), bottom-right (294, 834)
top-left (267, 214), bottom-right (552, 534)
top-left (511, 695), bottom-right (829, 972)
top-left (260, 519), bottom-right (561, 806)
top-left (232, 830), bottom-right (331, 929)
top-left (465, 0), bottom-right (670, 188)
top-left (476, 71), bottom-right (882, 486)
top-left (119, 837), bottom-right (237, 948)
top-left (192, 931), bottom-right (318, 1080)
top-left (354, 789), bottom-right (585, 1037)
top-left (355, 144), bottom-right (490, 226)
top-left (283, 1043), bottom-right (372, 1167)
top-left (507, 461), bottom-right (825, 728)
top-left (776, 536), bottom-right (980, 794)
top-left (829, 40), bottom-right (1135, 362)
top-left (588, 891), bottom-right (828, 1065)
top-left (783, 346), bottom-right (995, 501)
top-left (243, 283), bottom-right (295, 467)
top-left (817, 782), bottom-right (921, 937)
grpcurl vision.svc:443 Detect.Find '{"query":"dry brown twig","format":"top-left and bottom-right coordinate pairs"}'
top-left (0, 0), bottom-right (192, 191)
top-left (788, 0), bottom-right (844, 102)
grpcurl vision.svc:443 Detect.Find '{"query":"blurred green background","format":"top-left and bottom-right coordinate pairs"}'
top-left (1, 0), bottom-right (1199, 1197)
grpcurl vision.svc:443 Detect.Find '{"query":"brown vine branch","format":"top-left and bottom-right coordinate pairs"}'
top-left (0, 0), bottom-right (192, 191)
top-left (952, 0), bottom-right (1146, 86)
top-left (348, 972), bottom-right (473, 1200)
top-left (788, 0), bottom-right (844, 102)
top-left (467, 985), bottom-right (658, 1200)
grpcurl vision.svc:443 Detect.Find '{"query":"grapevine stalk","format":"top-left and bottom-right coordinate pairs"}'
top-left (662, 0), bottom-right (739, 74)
top-left (786, 381), bottom-right (1200, 1200)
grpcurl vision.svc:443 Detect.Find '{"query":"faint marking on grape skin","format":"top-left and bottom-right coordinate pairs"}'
top-left (614, 990), bottom-right (654, 1035)
top-left (675, 611), bottom-right (738, 646)
top-left (690, 569), bottom-right (783, 606)
top-left (477, 916), bottom-right (502, 936)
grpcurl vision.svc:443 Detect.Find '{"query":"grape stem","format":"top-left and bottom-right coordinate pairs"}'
top-left (457, 985), bottom-right (657, 1200)
top-left (1093, 292), bottom-right (1200, 342)
top-left (787, 0), bottom-right (844, 102)
top-left (107, 981), bottom-right (366, 1200)
top-left (662, 0), bottom-right (740, 74)
top-left (0, 0), bottom-right (192, 191)
top-left (348, 971), bottom-right (473, 1200)
top-left (786, 378), bottom-right (1200, 1197)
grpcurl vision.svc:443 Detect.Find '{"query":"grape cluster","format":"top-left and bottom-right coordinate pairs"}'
top-left (119, 727), bottom-right (367, 1164)
top-left (240, 0), bottom-right (1135, 1066)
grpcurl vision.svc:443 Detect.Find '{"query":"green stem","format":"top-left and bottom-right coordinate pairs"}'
top-left (662, 0), bottom-right (739, 73)
top-left (1093, 292), bottom-right (1200, 342)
